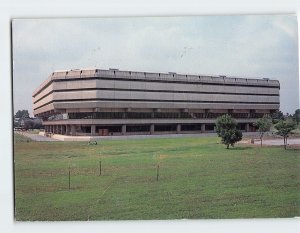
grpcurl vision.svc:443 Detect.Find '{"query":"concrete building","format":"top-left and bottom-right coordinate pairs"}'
top-left (33, 68), bottom-right (280, 136)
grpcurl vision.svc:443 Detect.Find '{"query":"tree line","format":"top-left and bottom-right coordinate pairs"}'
top-left (216, 109), bottom-right (299, 150)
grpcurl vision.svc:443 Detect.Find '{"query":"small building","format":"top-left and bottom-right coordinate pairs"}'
top-left (32, 68), bottom-right (280, 136)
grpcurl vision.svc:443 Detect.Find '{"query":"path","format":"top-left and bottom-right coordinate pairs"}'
top-left (254, 138), bottom-right (300, 146)
top-left (16, 131), bottom-right (59, 141)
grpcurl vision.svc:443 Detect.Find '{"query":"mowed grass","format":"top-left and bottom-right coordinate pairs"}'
top-left (14, 135), bottom-right (300, 220)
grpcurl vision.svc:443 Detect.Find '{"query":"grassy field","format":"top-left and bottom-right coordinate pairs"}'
top-left (14, 134), bottom-right (300, 220)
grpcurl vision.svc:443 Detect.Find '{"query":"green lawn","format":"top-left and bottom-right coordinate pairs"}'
top-left (14, 135), bottom-right (300, 220)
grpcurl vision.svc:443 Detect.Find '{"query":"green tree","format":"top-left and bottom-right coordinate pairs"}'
top-left (15, 110), bottom-right (30, 119)
top-left (270, 110), bottom-right (284, 124)
top-left (216, 114), bottom-right (243, 149)
top-left (274, 120), bottom-right (296, 150)
top-left (293, 109), bottom-right (300, 125)
top-left (254, 116), bottom-right (272, 147)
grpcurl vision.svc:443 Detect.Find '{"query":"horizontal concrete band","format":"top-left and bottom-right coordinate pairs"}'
top-left (34, 98), bottom-right (280, 111)
top-left (42, 118), bottom-right (258, 125)
top-left (33, 101), bottom-right (279, 115)
top-left (33, 79), bottom-right (280, 102)
top-left (33, 87), bottom-right (280, 105)
top-left (33, 74), bottom-right (280, 98)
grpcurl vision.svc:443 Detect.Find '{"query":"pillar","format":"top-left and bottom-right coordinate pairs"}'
top-left (121, 125), bottom-right (126, 135)
top-left (246, 123), bottom-right (250, 132)
top-left (91, 125), bottom-right (96, 136)
top-left (176, 124), bottom-right (181, 134)
top-left (150, 124), bottom-right (155, 134)
top-left (71, 125), bottom-right (76, 136)
top-left (66, 125), bottom-right (70, 135)
top-left (61, 125), bottom-right (64, 135)
top-left (201, 124), bottom-right (206, 133)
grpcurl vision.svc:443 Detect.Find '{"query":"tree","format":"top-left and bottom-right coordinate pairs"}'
top-left (15, 110), bottom-right (30, 119)
top-left (270, 110), bottom-right (284, 124)
top-left (216, 114), bottom-right (243, 149)
top-left (274, 120), bottom-right (296, 150)
top-left (293, 109), bottom-right (300, 125)
top-left (254, 116), bottom-right (272, 147)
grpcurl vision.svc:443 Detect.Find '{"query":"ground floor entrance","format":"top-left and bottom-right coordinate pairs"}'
top-left (44, 122), bottom-right (256, 136)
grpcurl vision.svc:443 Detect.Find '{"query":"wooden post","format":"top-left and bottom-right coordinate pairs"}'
top-left (99, 160), bottom-right (102, 176)
top-left (156, 164), bottom-right (159, 181)
top-left (68, 165), bottom-right (71, 190)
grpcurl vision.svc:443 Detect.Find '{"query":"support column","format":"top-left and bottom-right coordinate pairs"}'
top-left (62, 125), bottom-right (66, 135)
top-left (201, 124), bottom-right (206, 133)
top-left (91, 125), bottom-right (96, 136)
top-left (66, 125), bottom-right (70, 135)
top-left (246, 123), bottom-right (250, 132)
top-left (150, 124), bottom-right (154, 134)
top-left (121, 125), bottom-right (126, 135)
top-left (176, 124), bottom-right (181, 134)
top-left (71, 125), bottom-right (76, 136)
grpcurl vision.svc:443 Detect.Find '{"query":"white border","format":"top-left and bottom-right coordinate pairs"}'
top-left (1, 1), bottom-right (300, 233)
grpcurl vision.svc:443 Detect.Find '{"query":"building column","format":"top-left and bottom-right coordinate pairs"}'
top-left (62, 125), bottom-right (66, 135)
top-left (246, 123), bottom-right (250, 132)
top-left (91, 125), bottom-right (96, 136)
top-left (176, 124), bottom-right (181, 134)
top-left (71, 125), bottom-right (76, 136)
top-left (150, 124), bottom-right (155, 134)
top-left (66, 125), bottom-right (70, 135)
top-left (201, 124), bottom-right (206, 133)
top-left (121, 125), bottom-right (126, 135)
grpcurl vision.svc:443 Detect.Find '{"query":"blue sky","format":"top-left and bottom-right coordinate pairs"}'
top-left (13, 15), bottom-right (299, 115)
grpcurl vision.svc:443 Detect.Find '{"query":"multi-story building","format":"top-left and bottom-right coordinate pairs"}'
top-left (33, 68), bottom-right (280, 136)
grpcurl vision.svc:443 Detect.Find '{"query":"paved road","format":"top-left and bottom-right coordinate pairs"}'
top-left (16, 132), bottom-right (59, 141)
top-left (254, 138), bottom-right (300, 146)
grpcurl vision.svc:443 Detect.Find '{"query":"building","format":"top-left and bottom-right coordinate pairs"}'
top-left (33, 68), bottom-right (280, 136)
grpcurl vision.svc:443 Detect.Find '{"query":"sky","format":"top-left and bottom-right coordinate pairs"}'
top-left (12, 15), bottom-right (299, 116)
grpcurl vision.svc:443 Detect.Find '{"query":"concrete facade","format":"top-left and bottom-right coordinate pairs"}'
top-left (33, 68), bottom-right (280, 136)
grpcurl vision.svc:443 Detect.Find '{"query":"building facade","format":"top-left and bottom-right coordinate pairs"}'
top-left (33, 68), bottom-right (280, 136)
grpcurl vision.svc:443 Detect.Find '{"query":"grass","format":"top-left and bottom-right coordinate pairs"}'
top-left (14, 133), bottom-right (33, 143)
top-left (14, 134), bottom-right (300, 220)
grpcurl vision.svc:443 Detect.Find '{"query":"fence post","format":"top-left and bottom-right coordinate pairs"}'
top-left (99, 160), bottom-right (102, 176)
top-left (68, 165), bottom-right (71, 190)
